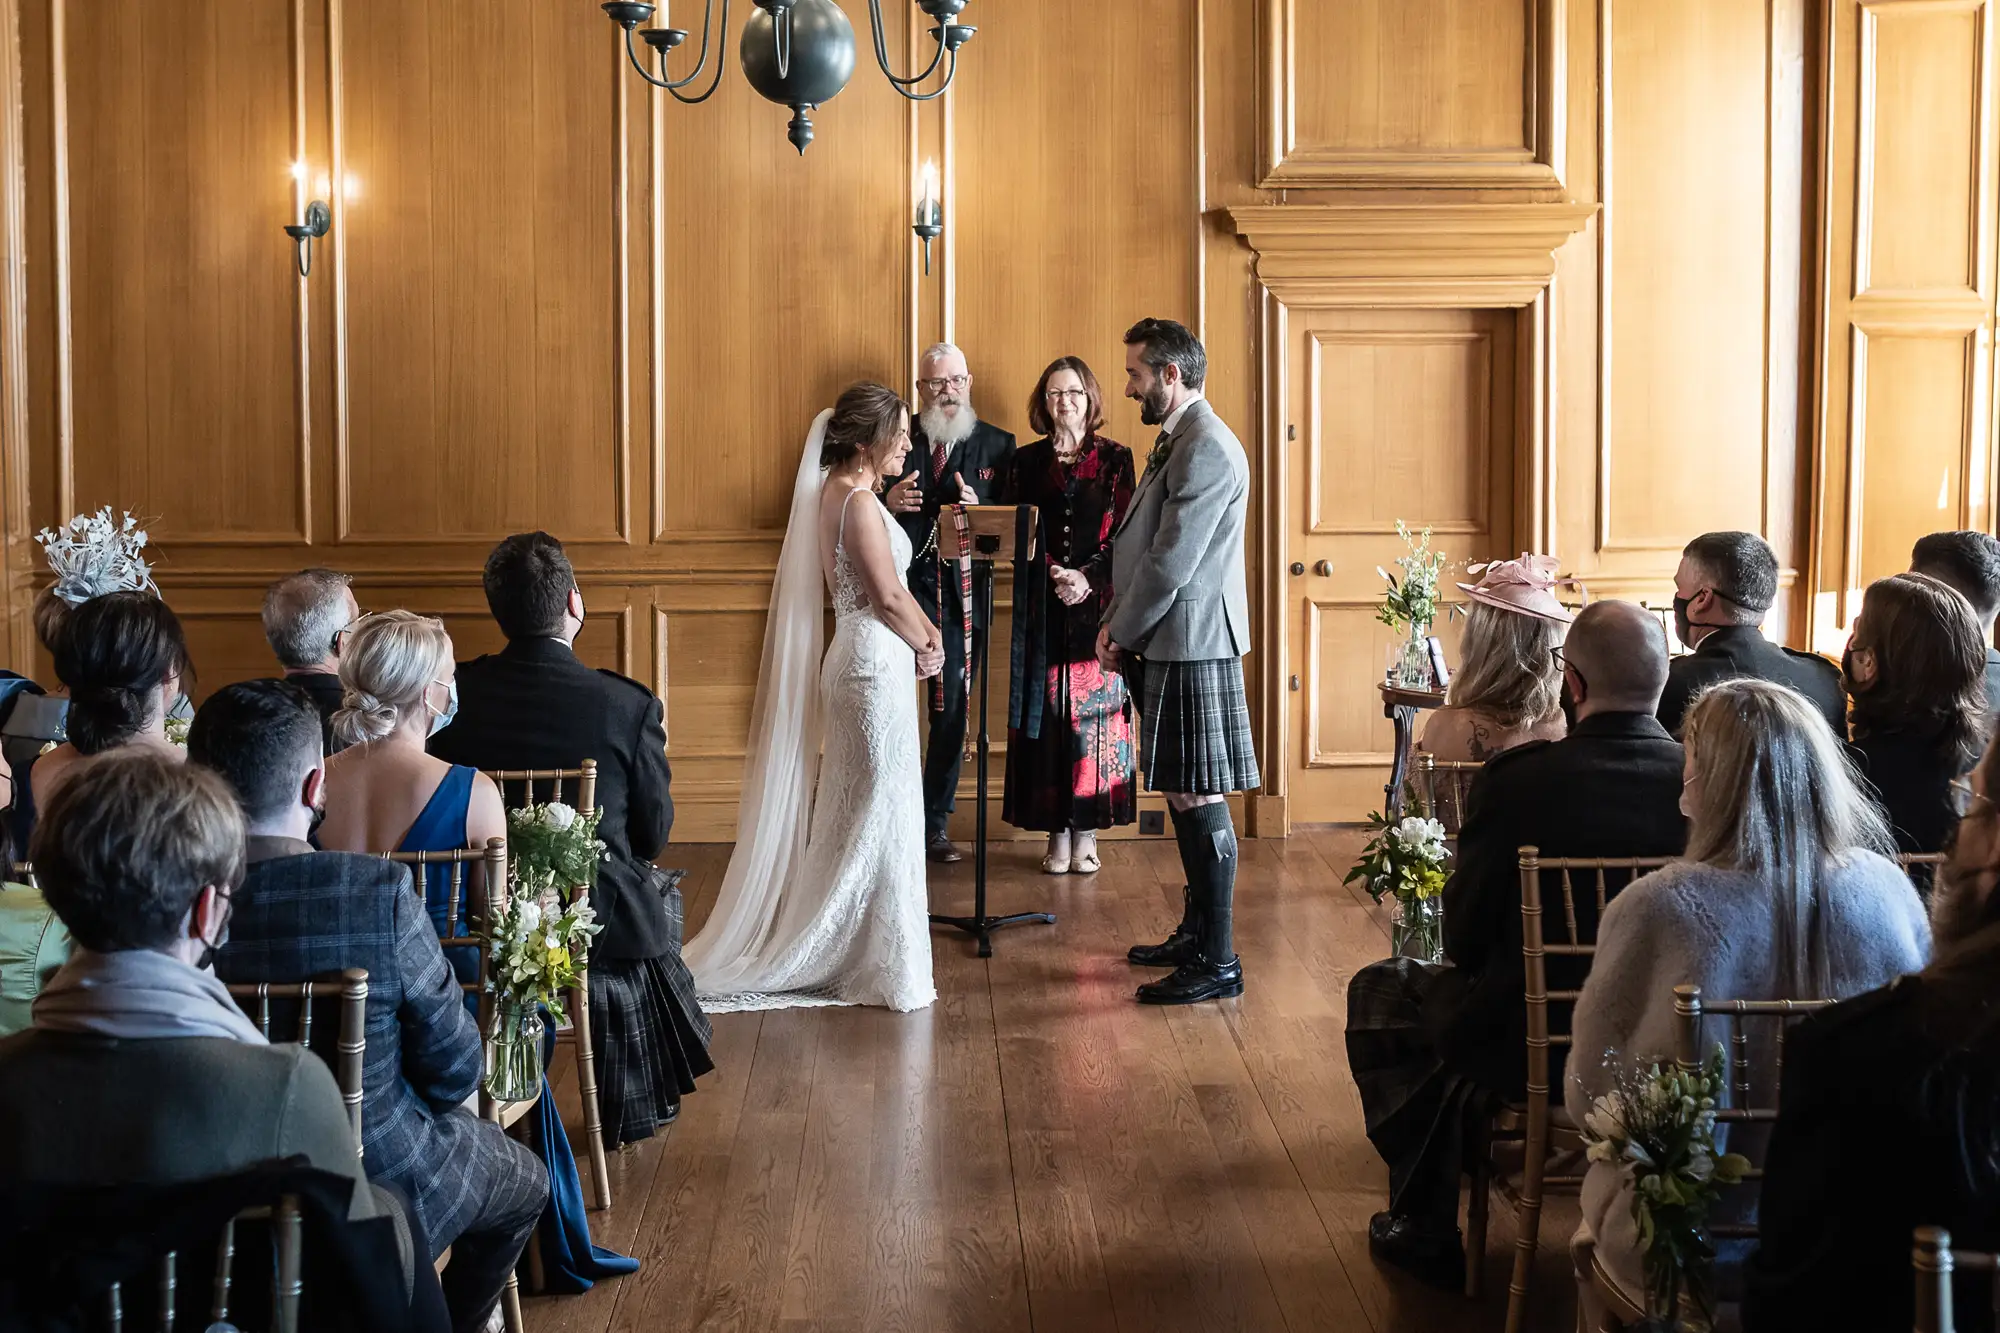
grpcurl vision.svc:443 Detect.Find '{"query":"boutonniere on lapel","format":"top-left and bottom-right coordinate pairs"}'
top-left (1141, 431), bottom-right (1175, 482)
top-left (977, 466), bottom-right (996, 482)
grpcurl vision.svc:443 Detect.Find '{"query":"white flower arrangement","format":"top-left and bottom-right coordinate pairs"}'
top-left (36, 507), bottom-right (157, 606)
top-left (489, 888), bottom-right (600, 1026)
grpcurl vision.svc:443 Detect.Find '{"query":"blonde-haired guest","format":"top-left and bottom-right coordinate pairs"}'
top-left (1565, 677), bottom-right (1930, 1321)
top-left (1418, 554), bottom-right (1572, 764)
top-left (319, 612), bottom-right (504, 977)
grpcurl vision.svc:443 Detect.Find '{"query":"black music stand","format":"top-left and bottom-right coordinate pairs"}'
top-left (928, 503), bottom-right (1057, 958)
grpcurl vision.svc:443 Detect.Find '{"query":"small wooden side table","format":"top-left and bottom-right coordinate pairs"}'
top-left (1380, 682), bottom-right (1448, 819)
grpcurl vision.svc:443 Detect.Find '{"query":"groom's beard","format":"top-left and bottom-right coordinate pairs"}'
top-left (1137, 382), bottom-right (1172, 426)
top-left (920, 401), bottom-right (978, 448)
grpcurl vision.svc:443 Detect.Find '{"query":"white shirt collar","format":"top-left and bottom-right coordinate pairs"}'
top-left (1160, 390), bottom-right (1205, 438)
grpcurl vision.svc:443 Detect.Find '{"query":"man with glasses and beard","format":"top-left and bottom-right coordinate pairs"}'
top-left (1741, 749), bottom-right (2000, 1332)
top-left (886, 342), bottom-right (1017, 863)
top-left (1654, 530), bottom-right (1845, 739)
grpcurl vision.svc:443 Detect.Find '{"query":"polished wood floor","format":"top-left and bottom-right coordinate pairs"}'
top-left (524, 832), bottom-right (1581, 1333)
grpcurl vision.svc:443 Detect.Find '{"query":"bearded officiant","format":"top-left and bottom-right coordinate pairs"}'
top-left (886, 341), bottom-right (1016, 863)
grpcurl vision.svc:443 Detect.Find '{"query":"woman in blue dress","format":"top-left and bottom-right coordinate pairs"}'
top-left (318, 612), bottom-right (507, 984)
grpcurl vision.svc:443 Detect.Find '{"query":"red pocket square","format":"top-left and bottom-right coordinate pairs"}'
top-left (978, 467), bottom-right (996, 480)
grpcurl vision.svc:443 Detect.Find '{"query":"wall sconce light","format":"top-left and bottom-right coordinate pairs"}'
top-left (912, 158), bottom-right (941, 275)
top-left (284, 162), bottom-right (330, 277)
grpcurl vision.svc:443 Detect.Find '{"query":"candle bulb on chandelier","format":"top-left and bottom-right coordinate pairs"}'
top-left (911, 157), bottom-right (943, 275)
top-left (919, 158), bottom-right (937, 222)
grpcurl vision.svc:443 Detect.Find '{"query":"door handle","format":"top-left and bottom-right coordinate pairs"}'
top-left (1289, 561), bottom-right (1305, 576)
top-left (1314, 560), bottom-right (1333, 576)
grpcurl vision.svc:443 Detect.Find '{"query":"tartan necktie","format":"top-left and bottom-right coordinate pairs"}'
top-left (1141, 428), bottom-right (1172, 480)
top-left (931, 439), bottom-right (948, 483)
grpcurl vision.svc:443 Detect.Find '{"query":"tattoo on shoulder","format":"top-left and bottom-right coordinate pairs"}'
top-left (1466, 723), bottom-right (1498, 762)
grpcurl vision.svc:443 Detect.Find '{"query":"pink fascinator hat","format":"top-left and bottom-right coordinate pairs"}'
top-left (1456, 553), bottom-right (1582, 624)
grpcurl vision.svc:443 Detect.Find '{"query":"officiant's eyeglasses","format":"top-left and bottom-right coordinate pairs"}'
top-left (918, 374), bottom-right (970, 393)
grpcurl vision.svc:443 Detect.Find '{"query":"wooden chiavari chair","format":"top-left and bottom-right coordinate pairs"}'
top-left (1579, 982), bottom-right (1837, 1328)
top-left (1469, 847), bottom-right (1675, 1330)
top-left (98, 1194), bottom-right (305, 1333)
top-left (1916, 1226), bottom-right (2000, 1333)
top-left (223, 968), bottom-right (370, 1156)
top-left (383, 837), bottom-right (523, 1333)
top-left (1412, 753), bottom-right (1482, 838)
top-left (480, 760), bottom-right (611, 1212)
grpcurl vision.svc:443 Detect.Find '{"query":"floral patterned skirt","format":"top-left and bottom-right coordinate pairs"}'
top-left (1003, 657), bottom-right (1138, 833)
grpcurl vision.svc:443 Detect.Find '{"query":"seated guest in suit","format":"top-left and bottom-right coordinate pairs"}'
top-left (194, 680), bottom-right (544, 1333)
top-left (1346, 599), bottom-right (1687, 1287)
top-left (1843, 572), bottom-right (1989, 865)
top-left (0, 747), bottom-right (66, 1038)
top-left (0, 750), bottom-right (424, 1307)
top-left (31, 591), bottom-right (191, 807)
top-left (1566, 678), bottom-right (1928, 1322)
top-left (1744, 735), bottom-right (2000, 1333)
top-left (1418, 553), bottom-right (1571, 764)
top-left (317, 612), bottom-right (506, 989)
top-left (262, 567), bottom-right (361, 755)
top-left (1656, 531), bottom-right (1846, 739)
top-left (1912, 529), bottom-right (2000, 726)
top-left (431, 532), bottom-right (712, 1148)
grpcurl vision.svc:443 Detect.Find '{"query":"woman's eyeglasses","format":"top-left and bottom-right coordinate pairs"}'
top-left (1044, 388), bottom-right (1089, 402)
top-left (1951, 775), bottom-right (1994, 819)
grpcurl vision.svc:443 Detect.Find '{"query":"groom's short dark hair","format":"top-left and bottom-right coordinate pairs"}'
top-left (1124, 317), bottom-right (1206, 391)
top-left (484, 531), bottom-right (577, 641)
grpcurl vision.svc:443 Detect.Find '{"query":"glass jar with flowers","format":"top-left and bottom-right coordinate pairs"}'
top-left (485, 801), bottom-right (606, 1103)
top-left (1376, 521), bottom-right (1450, 690)
top-left (1344, 810), bottom-right (1449, 961)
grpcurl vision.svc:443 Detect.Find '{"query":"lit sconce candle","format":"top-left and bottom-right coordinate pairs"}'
top-left (911, 158), bottom-right (943, 276)
top-left (290, 160), bottom-right (307, 226)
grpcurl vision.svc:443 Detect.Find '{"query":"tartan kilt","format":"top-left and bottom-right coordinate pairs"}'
top-left (1136, 657), bottom-right (1261, 795)
top-left (587, 867), bottom-right (714, 1150)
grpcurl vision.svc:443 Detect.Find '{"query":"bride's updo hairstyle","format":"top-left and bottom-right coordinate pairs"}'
top-left (53, 591), bottom-right (192, 755)
top-left (332, 610), bottom-right (453, 746)
top-left (820, 381), bottom-right (908, 469)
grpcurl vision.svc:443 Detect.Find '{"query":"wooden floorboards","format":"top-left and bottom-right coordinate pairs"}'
top-left (524, 832), bottom-right (1581, 1333)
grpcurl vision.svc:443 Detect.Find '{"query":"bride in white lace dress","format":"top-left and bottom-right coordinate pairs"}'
top-left (686, 384), bottom-right (942, 1012)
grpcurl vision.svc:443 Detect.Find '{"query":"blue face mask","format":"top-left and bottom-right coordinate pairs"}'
top-left (428, 679), bottom-right (459, 737)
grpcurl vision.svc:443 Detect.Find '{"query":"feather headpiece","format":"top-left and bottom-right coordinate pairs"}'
top-left (36, 506), bottom-right (157, 605)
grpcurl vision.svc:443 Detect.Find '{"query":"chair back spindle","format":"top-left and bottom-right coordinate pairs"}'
top-left (222, 970), bottom-right (369, 1153)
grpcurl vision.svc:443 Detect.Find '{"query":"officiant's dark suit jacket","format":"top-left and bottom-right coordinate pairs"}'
top-left (429, 637), bottom-right (674, 964)
top-left (1421, 711), bottom-right (1687, 1097)
top-left (892, 418), bottom-right (1016, 630)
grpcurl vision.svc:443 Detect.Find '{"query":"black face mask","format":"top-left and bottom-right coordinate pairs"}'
top-left (307, 798), bottom-right (328, 844)
top-left (1672, 595), bottom-right (1695, 650)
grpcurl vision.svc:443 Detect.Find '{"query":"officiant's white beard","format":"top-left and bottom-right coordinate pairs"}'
top-left (920, 401), bottom-right (979, 448)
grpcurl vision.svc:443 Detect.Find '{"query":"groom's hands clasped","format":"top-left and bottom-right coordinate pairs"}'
top-left (1095, 626), bottom-right (1129, 676)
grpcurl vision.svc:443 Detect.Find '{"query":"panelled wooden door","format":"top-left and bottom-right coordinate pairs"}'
top-left (1284, 307), bottom-right (1518, 824)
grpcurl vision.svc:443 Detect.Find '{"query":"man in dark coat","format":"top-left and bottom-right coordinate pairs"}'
top-left (886, 342), bottom-right (1016, 862)
top-left (1745, 732), bottom-right (2000, 1333)
top-left (194, 680), bottom-right (544, 1333)
top-left (260, 567), bottom-right (360, 755)
top-left (430, 532), bottom-right (712, 1148)
top-left (1346, 600), bottom-right (1688, 1287)
top-left (1912, 528), bottom-right (2000, 726)
top-left (1656, 530), bottom-right (1846, 738)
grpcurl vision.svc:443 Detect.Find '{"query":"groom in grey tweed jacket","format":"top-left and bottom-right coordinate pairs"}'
top-left (1099, 318), bottom-right (1260, 1006)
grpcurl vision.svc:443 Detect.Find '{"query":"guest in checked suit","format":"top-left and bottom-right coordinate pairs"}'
top-left (430, 532), bottom-right (713, 1148)
top-left (1099, 317), bottom-right (1260, 1006)
top-left (886, 342), bottom-right (1017, 863)
top-left (196, 680), bottom-right (545, 1333)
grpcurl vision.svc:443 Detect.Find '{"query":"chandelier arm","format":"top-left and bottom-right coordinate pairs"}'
top-left (620, 0), bottom-right (719, 92)
top-left (884, 46), bottom-right (956, 100)
top-left (866, 0), bottom-right (950, 88)
top-left (666, 0), bottom-right (734, 104)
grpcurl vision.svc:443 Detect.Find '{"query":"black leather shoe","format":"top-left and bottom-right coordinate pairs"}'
top-left (926, 834), bottom-right (965, 864)
top-left (1367, 1211), bottom-right (1464, 1291)
top-left (1135, 955), bottom-right (1243, 1004)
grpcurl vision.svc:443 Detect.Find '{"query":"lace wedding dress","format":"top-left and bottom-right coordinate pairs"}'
top-left (685, 411), bottom-right (936, 1013)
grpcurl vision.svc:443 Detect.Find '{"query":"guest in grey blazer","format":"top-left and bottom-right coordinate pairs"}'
top-left (1098, 317), bottom-right (1261, 1006)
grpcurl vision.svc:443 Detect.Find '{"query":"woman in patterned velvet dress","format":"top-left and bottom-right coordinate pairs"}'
top-left (1004, 357), bottom-right (1139, 874)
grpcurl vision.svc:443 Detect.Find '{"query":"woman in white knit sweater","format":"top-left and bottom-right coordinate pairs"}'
top-left (1565, 677), bottom-right (1931, 1319)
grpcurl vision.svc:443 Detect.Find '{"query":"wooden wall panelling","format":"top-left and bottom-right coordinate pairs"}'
top-left (1261, 0), bottom-right (1568, 189)
top-left (1564, 0), bottom-right (1817, 640)
top-left (1812, 0), bottom-right (1998, 655)
top-left (0, 0), bottom-right (28, 668)
top-left (57, 0), bottom-right (305, 544)
top-left (337, 0), bottom-right (626, 545)
top-left (952, 0), bottom-right (1200, 453)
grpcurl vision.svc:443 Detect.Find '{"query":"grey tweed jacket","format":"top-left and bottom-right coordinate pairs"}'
top-left (1103, 397), bottom-right (1251, 661)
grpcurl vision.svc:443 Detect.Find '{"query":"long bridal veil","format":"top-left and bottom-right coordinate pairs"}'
top-left (683, 410), bottom-right (832, 991)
